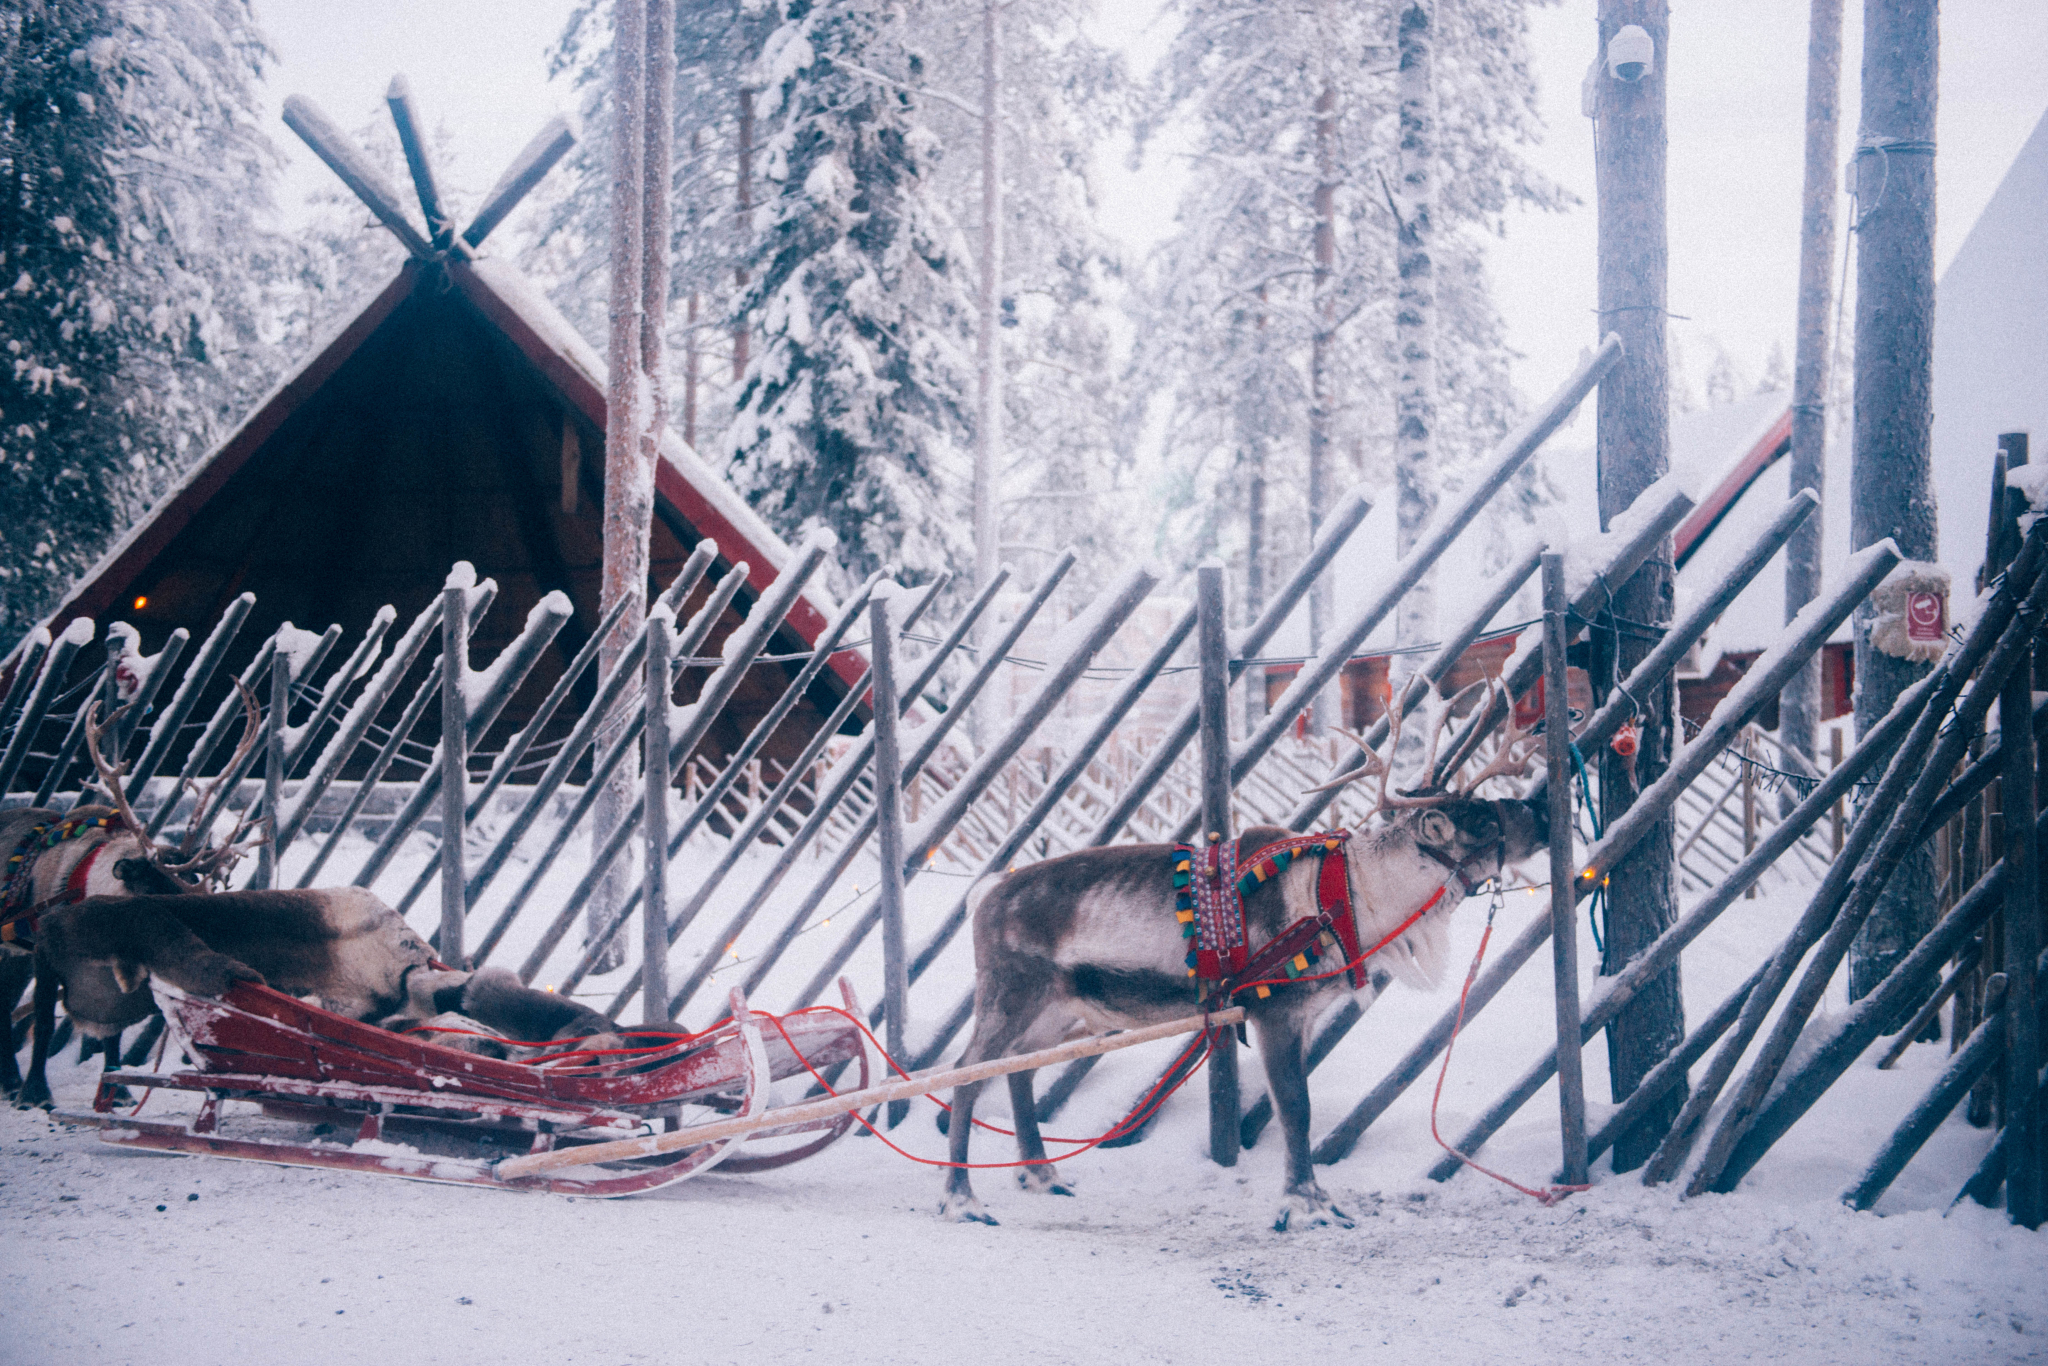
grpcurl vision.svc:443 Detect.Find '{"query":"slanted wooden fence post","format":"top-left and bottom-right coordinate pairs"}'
top-left (439, 582), bottom-right (469, 967)
top-left (1543, 550), bottom-right (1588, 1185)
top-left (642, 609), bottom-right (675, 1027)
top-left (869, 590), bottom-right (911, 1129)
top-left (1197, 562), bottom-right (1239, 1167)
top-left (254, 649), bottom-right (290, 890)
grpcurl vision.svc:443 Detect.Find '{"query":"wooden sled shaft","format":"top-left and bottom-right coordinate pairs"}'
top-left (496, 1006), bottom-right (1248, 1179)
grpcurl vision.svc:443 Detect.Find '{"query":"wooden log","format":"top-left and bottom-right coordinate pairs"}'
top-left (869, 591), bottom-right (911, 1128)
top-left (1584, 959), bottom-right (1767, 1168)
top-left (1998, 593), bottom-right (2043, 1227)
top-left (1313, 537), bottom-right (1900, 1166)
top-left (493, 1006), bottom-right (1247, 1181)
top-left (642, 610), bottom-right (675, 1026)
top-left (787, 560), bottom-right (1159, 1015)
top-left (0, 618), bottom-right (92, 799)
top-left (1196, 563), bottom-right (1240, 1167)
top-left (253, 649), bottom-right (289, 890)
top-left (1543, 550), bottom-right (1588, 1184)
top-left (439, 582), bottom-right (470, 965)
top-left (462, 545), bottom-right (714, 912)
top-left (282, 94), bottom-right (431, 257)
top-left (1876, 940), bottom-right (1980, 1070)
top-left (1689, 539), bottom-right (2048, 1196)
top-left (1845, 980), bottom-right (2008, 1212)
top-left (386, 75), bottom-right (455, 247)
top-left (463, 114), bottom-right (577, 249)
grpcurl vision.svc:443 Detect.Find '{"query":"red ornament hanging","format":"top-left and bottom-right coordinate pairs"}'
top-left (1610, 718), bottom-right (1639, 758)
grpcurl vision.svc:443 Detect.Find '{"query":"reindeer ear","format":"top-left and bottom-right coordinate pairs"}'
top-left (1418, 810), bottom-right (1456, 847)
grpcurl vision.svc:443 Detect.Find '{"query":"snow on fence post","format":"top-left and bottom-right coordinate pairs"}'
top-left (1998, 552), bottom-right (2044, 1229)
top-left (647, 577), bottom-right (953, 1020)
top-left (869, 588), bottom-right (911, 1128)
top-left (125, 596), bottom-right (253, 809)
top-left (1683, 530), bottom-right (2048, 1196)
top-left (641, 607), bottom-right (675, 1027)
top-left (1315, 535), bottom-right (1900, 1168)
top-left (460, 543), bottom-right (716, 920)
top-left (0, 620), bottom-right (91, 798)
top-left (0, 628), bottom-right (54, 790)
top-left (439, 580), bottom-right (470, 966)
top-left (1085, 486), bottom-right (1373, 849)
top-left (1432, 658), bottom-right (1936, 1181)
top-left (34, 654), bottom-right (114, 808)
top-left (1542, 550), bottom-right (1588, 1186)
top-left (102, 627), bottom-right (189, 778)
top-left (1196, 562), bottom-right (1240, 1168)
top-left (252, 649), bottom-right (290, 890)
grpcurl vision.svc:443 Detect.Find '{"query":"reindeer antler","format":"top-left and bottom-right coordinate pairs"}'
top-left (168, 679), bottom-right (269, 885)
top-left (83, 699), bottom-right (147, 833)
top-left (1444, 676), bottom-right (1544, 796)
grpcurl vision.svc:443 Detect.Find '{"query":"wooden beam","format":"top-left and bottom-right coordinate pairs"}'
top-left (464, 113), bottom-right (577, 249)
top-left (494, 1006), bottom-right (1246, 1180)
top-left (385, 75), bottom-right (457, 249)
top-left (282, 94), bottom-right (431, 258)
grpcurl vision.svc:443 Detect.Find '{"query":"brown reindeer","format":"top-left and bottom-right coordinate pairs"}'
top-left (12, 694), bottom-right (620, 1107)
top-left (938, 694), bottom-right (1547, 1231)
top-left (1, 688), bottom-right (267, 1096)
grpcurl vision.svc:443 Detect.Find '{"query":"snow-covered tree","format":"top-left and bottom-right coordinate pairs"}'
top-left (1131, 0), bottom-right (1562, 660)
top-left (721, 0), bottom-right (976, 590)
top-left (2, 0), bottom-right (308, 639)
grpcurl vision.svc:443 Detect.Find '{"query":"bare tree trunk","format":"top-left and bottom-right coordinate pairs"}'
top-left (594, 0), bottom-right (653, 972)
top-left (733, 86), bottom-right (754, 383)
top-left (971, 0), bottom-right (1004, 752)
top-left (1392, 1), bottom-right (1438, 736)
top-left (684, 289), bottom-right (700, 449)
top-left (1848, 0), bottom-right (1940, 1003)
top-left (1781, 0), bottom-right (1843, 767)
top-left (1307, 69), bottom-right (1339, 734)
top-left (1593, 0), bottom-right (1683, 1174)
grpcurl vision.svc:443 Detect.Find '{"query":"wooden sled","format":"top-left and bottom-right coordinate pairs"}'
top-left (57, 977), bottom-right (871, 1197)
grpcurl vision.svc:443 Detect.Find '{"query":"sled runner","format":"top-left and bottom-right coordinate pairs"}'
top-left (58, 977), bottom-right (871, 1197)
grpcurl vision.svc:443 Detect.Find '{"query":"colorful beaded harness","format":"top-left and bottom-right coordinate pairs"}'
top-left (1171, 831), bottom-right (1371, 1004)
top-left (1, 811), bottom-right (122, 944)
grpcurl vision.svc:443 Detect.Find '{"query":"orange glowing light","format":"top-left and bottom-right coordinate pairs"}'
top-left (133, 596), bottom-right (148, 611)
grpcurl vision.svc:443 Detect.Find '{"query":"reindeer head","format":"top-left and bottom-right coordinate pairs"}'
top-left (84, 681), bottom-right (269, 893)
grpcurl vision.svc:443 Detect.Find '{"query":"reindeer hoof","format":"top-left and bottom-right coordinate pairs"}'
top-left (15, 1081), bottom-right (53, 1111)
top-left (937, 1192), bottom-right (998, 1225)
top-left (1017, 1165), bottom-right (1075, 1196)
top-left (1273, 1187), bottom-right (1353, 1233)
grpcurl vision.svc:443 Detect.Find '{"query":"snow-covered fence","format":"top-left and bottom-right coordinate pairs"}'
top-left (5, 345), bottom-right (2038, 1224)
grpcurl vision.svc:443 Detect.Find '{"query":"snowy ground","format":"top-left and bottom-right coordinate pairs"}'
top-left (4, 838), bottom-right (2045, 1364)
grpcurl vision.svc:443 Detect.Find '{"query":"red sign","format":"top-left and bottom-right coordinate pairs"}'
top-left (1906, 591), bottom-right (1945, 644)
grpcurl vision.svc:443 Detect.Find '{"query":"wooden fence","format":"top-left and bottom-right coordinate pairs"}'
top-left (3, 334), bottom-right (2038, 1225)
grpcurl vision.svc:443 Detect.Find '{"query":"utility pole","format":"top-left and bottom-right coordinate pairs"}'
top-left (1847, 0), bottom-right (1940, 1004)
top-left (1780, 0), bottom-right (1842, 767)
top-left (1591, 0), bottom-right (1684, 1174)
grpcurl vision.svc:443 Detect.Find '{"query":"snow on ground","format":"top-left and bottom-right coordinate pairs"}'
top-left (4, 832), bottom-right (2045, 1364)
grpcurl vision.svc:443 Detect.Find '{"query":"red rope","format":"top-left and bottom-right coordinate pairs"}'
top-left (1426, 898), bottom-right (1590, 1207)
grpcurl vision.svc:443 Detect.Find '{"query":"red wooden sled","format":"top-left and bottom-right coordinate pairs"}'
top-left (59, 977), bottom-right (871, 1197)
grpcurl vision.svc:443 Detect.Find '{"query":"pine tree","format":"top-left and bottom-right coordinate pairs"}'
top-left (722, 0), bottom-right (975, 590)
top-left (1, 0), bottom-right (305, 640)
top-left (0, 0), bottom-right (125, 637)
top-left (1132, 0), bottom-right (1559, 633)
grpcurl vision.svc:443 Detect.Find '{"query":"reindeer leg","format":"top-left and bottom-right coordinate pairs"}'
top-left (941, 1072), bottom-right (998, 1224)
top-left (16, 955), bottom-right (58, 1109)
top-left (1007, 1069), bottom-right (1074, 1195)
top-left (1257, 1011), bottom-right (1352, 1232)
top-left (0, 952), bottom-right (31, 1098)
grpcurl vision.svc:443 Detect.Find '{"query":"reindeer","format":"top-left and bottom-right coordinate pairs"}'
top-left (937, 688), bottom-right (1547, 1231)
top-left (0, 685), bottom-right (267, 1096)
top-left (13, 694), bottom-right (622, 1107)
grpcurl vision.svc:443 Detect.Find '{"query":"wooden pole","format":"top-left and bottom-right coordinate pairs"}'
top-left (439, 582), bottom-right (469, 967)
top-left (1543, 551), bottom-right (1588, 1184)
top-left (1741, 728), bottom-right (1758, 898)
top-left (1846, 0), bottom-right (1940, 1004)
top-left (1197, 562), bottom-right (1239, 1167)
top-left (1593, 0), bottom-right (1681, 1175)
top-left (869, 591), bottom-right (911, 1128)
top-left (1831, 727), bottom-right (1845, 854)
top-left (494, 1006), bottom-right (1246, 1181)
top-left (642, 609), bottom-right (674, 1027)
top-left (1998, 589), bottom-right (2042, 1227)
top-left (1780, 0), bottom-right (1843, 766)
top-left (253, 649), bottom-right (289, 890)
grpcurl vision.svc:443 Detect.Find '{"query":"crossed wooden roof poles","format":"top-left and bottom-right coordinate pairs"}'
top-left (282, 78), bottom-right (577, 260)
